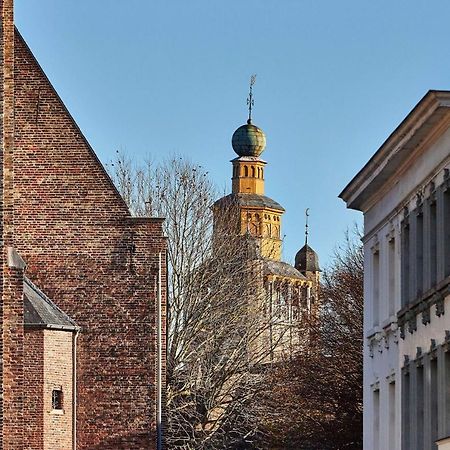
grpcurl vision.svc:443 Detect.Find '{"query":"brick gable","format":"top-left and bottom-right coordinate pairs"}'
top-left (0, 21), bottom-right (167, 450)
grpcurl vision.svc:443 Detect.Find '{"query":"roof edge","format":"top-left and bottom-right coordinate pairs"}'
top-left (340, 90), bottom-right (450, 210)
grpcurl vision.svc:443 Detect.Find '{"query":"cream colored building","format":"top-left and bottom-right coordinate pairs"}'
top-left (341, 90), bottom-right (450, 450)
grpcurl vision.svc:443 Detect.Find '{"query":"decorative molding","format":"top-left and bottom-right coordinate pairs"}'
top-left (421, 301), bottom-right (431, 325)
top-left (397, 279), bottom-right (449, 338)
top-left (436, 293), bottom-right (445, 317)
top-left (406, 310), bottom-right (417, 334)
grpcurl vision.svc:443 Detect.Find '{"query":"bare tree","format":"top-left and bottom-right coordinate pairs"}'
top-left (256, 231), bottom-right (363, 450)
top-left (108, 153), bottom-right (282, 449)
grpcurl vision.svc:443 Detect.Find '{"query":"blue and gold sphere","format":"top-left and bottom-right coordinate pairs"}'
top-left (232, 120), bottom-right (266, 157)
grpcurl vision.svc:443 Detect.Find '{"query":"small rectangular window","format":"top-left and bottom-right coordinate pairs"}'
top-left (52, 389), bottom-right (63, 410)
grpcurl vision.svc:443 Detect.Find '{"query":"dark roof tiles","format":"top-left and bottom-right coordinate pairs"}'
top-left (263, 259), bottom-right (306, 280)
top-left (214, 193), bottom-right (284, 212)
top-left (24, 277), bottom-right (78, 331)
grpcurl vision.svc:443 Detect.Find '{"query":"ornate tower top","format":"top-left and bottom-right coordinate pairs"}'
top-left (305, 208), bottom-right (310, 245)
top-left (231, 75), bottom-right (266, 158)
top-left (247, 74), bottom-right (256, 124)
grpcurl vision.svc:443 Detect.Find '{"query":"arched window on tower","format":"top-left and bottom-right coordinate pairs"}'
top-left (261, 168), bottom-right (264, 179)
top-left (244, 166), bottom-right (248, 177)
top-left (251, 166), bottom-right (255, 177)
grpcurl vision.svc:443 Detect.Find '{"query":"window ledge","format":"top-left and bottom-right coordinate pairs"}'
top-left (49, 409), bottom-right (64, 415)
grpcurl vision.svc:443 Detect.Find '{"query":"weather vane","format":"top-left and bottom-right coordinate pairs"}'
top-left (305, 208), bottom-right (310, 245)
top-left (247, 74), bottom-right (257, 124)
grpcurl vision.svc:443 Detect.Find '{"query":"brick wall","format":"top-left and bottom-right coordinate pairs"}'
top-left (43, 330), bottom-right (73, 450)
top-left (1, 1), bottom-right (26, 448)
top-left (24, 330), bottom-right (44, 450)
top-left (10, 29), bottom-right (167, 450)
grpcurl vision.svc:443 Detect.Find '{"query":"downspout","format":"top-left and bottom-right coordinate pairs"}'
top-left (156, 252), bottom-right (163, 450)
top-left (72, 328), bottom-right (79, 450)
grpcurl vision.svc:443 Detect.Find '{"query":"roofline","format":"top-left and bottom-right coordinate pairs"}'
top-left (24, 323), bottom-right (80, 332)
top-left (339, 90), bottom-right (450, 210)
top-left (24, 276), bottom-right (78, 328)
top-left (15, 28), bottom-right (132, 216)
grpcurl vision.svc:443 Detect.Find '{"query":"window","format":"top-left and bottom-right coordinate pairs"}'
top-left (416, 364), bottom-right (424, 446)
top-left (388, 237), bottom-right (396, 317)
top-left (444, 187), bottom-right (450, 277)
top-left (416, 210), bottom-right (424, 297)
top-left (251, 166), bottom-right (255, 177)
top-left (389, 381), bottom-right (396, 450)
top-left (52, 389), bottom-right (63, 411)
top-left (244, 166), bottom-right (248, 177)
top-left (402, 369), bottom-right (410, 450)
top-left (430, 357), bottom-right (438, 448)
top-left (373, 250), bottom-right (380, 326)
top-left (430, 199), bottom-right (437, 287)
top-left (401, 219), bottom-right (410, 307)
top-left (373, 388), bottom-right (380, 450)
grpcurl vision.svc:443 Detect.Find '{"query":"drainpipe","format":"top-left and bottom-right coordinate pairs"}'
top-left (72, 328), bottom-right (79, 450)
top-left (156, 252), bottom-right (163, 450)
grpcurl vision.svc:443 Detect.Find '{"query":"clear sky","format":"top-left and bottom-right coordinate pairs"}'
top-left (15, 0), bottom-right (450, 268)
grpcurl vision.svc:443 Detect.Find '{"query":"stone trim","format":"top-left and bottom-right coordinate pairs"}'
top-left (398, 279), bottom-right (450, 339)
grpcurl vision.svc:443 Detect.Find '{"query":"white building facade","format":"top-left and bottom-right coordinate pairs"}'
top-left (341, 91), bottom-right (450, 450)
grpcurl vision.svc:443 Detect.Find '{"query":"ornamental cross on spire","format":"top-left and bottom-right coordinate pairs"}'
top-left (247, 74), bottom-right (257, 124)
top-left (305, 208), bottom-right (310, 245)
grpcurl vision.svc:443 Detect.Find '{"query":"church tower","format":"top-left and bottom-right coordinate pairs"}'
top-left (214, 77), bottom-right (321, 361)
top-left (215, 77), bottom-right (284, 260)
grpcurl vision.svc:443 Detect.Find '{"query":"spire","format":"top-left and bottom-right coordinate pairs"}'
top-left (247, 74), bottom-right (256, 124)
top-left (305, 208), bottom-right (310, 245)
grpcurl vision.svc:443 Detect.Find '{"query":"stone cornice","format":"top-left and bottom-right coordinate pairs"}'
top-left (397, 277), bottom-right (450, 339)
top-left (340, 90), bottom-right (450, 212)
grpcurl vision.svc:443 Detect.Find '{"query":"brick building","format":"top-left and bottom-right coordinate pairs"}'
top-left (0, 1), bottom-right (167, 449)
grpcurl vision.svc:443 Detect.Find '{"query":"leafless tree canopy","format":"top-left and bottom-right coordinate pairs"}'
top-left (109, 153), bottom-right (283, 449)
top-left (255, 231), bottom-right (363, 450)
top-left (109, 153), bottom-right (363, 449)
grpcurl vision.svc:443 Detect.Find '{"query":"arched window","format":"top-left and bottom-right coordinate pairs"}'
top-left (244, 166), bottom-right (248, 177)
top-left (257, 167), bottom-right (261, 178)
top-left (251, 166), bottom-right (255, 177)
top-left (261, 168), bottom-right (264, 179)
top-left (250, 222), bottom-right (259, 236)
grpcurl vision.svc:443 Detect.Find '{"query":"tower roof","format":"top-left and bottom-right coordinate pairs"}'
top-left (214, 192), bottom-right (284, 212)
top-left (232, 122), bottom-right (266, 157)
top-left (295, 244), bottom-right (321, 273)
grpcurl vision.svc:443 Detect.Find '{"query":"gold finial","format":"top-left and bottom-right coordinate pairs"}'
top-left (305, 208), bottom-right (310, 245)
top-left (247, 74), bottom-right (257, 124)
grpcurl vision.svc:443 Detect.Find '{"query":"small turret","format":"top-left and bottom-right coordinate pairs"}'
top-left (295, 208), bottom-right (321, 275)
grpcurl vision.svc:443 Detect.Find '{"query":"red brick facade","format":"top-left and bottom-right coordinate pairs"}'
top-left (1, 1), bottom-right (167, 449)
top-left (23, 330), bottom-right (44, 449)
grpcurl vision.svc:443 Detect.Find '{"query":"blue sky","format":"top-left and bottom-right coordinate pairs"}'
top-left (16, 0), bottom-right (450, 267)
